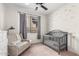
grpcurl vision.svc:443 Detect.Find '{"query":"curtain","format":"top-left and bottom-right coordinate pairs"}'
top-left (37, 16), bottom-right (41, 39)
top-left (20, 13), bottom-right (27, 39)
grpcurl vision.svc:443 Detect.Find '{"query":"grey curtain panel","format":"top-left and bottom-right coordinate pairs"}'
top-left (37, 16), bottom-right (41, 39)
top-left (20, 13), bottom-right (27, 39)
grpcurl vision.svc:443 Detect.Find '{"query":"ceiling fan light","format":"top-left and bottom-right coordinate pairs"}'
top-left (35, 7), bottom-right (38, 10)
top-left (25, 3), bottom-right (30, 5)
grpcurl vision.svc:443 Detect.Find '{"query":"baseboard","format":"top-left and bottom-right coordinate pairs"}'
top-left (68, 47), bottom-right (79, 55)
top-left (31, 42), bottom-right (42, 45)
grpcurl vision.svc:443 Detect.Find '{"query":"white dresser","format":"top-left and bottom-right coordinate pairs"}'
top-left (0, 31), bottom-right (8, 56)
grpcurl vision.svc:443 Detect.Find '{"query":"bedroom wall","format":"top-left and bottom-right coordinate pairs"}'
top-left (0, 4), bottom-right (5, 30)
top-left (47, 3), bottom-right (79, 54)
top-left (4, 4), bottom-right (47, 43)
top-left (4, 4), bottom-right (20, 33)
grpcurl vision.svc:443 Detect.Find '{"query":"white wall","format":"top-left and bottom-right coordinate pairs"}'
top-left (4, 4), bottom-right (47, 43)
top-left (0, 4), bottom-right (5, 30)
top-left (4, 4), bottom-right (20, 33)
top-left (48, 4), bottom-right (79, 54)
top-left (41, 15), bottom-right (48, 38)
top-left (26, 15), bottom-right (30, 28)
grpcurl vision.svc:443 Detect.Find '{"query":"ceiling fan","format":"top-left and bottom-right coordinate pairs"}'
top-left (35, 3), bottom-right (48, 11)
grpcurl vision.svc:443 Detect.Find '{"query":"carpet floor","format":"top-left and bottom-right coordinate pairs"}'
top-left (21, 43), bottom-right (78, 56)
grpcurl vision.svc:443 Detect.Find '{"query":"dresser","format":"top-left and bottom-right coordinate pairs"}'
top-left (0, 31), bottom-right (8, 56)
top-left (43, 30), bottom-right (68, 54)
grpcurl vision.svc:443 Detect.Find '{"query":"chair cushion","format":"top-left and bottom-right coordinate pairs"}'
top-left (8, 40), bottom-right (21, 46)
top-left (8, 30), bottom-right (17, 42)
top-left (16, 41), bottom-right (29, 48)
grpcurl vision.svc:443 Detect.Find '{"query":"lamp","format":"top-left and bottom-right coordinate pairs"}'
top-left (8, 26), bottom-right (15, 30)
top-left (7, 26), bottom-right (15, 35)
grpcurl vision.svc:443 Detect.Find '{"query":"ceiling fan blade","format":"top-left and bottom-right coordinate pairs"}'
top-left (36, 3), bottom-right (43, 5)
top-left (35, 3), bottom-right (48, 10)
top-left (41, 5), bottom-right (48, 10)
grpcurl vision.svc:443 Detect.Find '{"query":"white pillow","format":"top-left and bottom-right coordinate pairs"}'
top-left (16, 34), bottom-right (22, 41)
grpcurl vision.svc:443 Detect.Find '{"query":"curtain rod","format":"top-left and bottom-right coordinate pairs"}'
top-left (17, 11), bottom-right (40, 16)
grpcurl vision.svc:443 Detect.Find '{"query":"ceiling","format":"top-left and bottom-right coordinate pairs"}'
top-left (10, 3), bottom-right (66, 15)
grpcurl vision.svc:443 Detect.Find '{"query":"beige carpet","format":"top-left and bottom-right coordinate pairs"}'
top-left (21, 43), bottom-right (78, 56)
